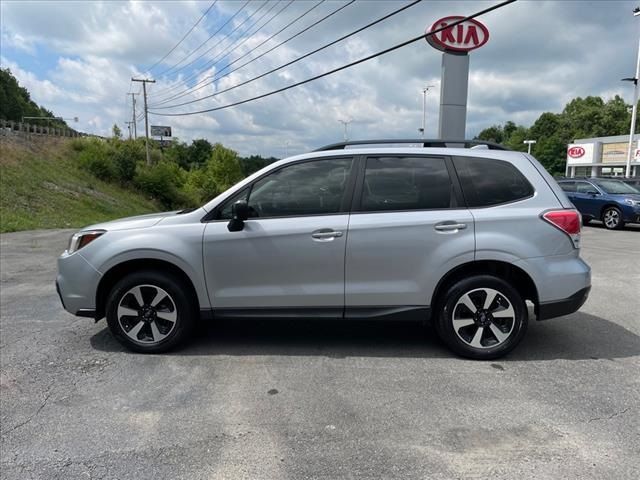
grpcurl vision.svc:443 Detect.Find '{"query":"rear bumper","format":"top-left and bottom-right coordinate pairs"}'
top-left (537, 286), bottom-right (591, 321)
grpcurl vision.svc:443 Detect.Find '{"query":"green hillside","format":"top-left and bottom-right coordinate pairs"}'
top-left (0, 68), bottom-right (68, 129)
top-left (0, 136), bottom-right (160, 233)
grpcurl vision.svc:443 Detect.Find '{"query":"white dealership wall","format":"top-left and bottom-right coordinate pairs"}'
top-left (565, 134), bottom-right (640, 177)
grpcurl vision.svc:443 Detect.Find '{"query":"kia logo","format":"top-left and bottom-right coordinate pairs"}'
top-left (426, 16), bottom-right (490, 53)
top-left (568, 146), bottom-right (586, 158)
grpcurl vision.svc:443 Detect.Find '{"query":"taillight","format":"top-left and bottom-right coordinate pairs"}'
top-left (542, 209), bottom-right (581, 248)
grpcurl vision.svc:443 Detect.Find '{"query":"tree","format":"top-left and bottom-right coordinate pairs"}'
top-left (0, 68), bottom-right (67, 128)
top-left (187, 139), bottom-right (213, 169)
top-left (475, 95), bottom-right (635, 175)
top-left (112, 123), bottom-right (122, 139)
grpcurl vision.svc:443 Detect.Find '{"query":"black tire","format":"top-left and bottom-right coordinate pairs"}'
top-left (435, 275), bottom-right (528, 360)
top-left (602, 207), bottom-right (624, 230)
top-left (106, 270), bottom-right (195, 353)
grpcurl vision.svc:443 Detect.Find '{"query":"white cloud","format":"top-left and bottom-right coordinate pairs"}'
top-left (1, 0), bottom-right (637, 155)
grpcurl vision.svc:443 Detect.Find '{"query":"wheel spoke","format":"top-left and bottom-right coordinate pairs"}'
top-left (492, 305), bottom-right (515, 318)
top-left (150, 321), bottom-right (165, 342)
top-left (131, 286), bottom-right (144, 308)
top-left (483, 290), bottom-right (498, 310)
top-left (459, 294), bottom-right (478, 314)
top-left (156, 310), bottom-right (177, 323)
top-left (470, 327), bottom-right (484, 348)
top-left (117, 306), bottom-right (139, 318)
top-left (150, 289), bottom-right (167, 307)
top-left (127, 320), bottom-right (145, 339)
top-left (452, 318), bottom-right (475, 330)
top-left (489, 323), bottom-right (509, 343)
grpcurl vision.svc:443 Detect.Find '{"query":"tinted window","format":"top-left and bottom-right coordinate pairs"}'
top-left (575, 182), bottom-right (598, 194)
top-left (360, 156), bottom-right (453, 211)
top-left (595, 179), bottom-right (640, 194)
top-left (559, 182), bottom-right (576, 192)
top-left (245, 158), bottom-right (352, 218)
top-left (453, 157), bottom-right (534, 207)
top-left (218, 188), bottom-right (249, 220)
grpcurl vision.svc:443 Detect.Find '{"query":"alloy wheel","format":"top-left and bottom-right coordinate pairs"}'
top-left (452, 288), bottom-right (515, 349)
top-left (603, 209), bottom-right (620, 229)
top-left (117, 284), bottom-right (177, 345)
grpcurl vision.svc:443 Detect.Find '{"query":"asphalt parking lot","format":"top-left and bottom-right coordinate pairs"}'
top-left (1, 224), bottom-right (638, 480)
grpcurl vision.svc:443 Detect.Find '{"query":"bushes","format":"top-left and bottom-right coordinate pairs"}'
top-left (76, 139), bottom-right (117, 181)
top-left (71, 137), bottom-right (247, 210)
top-left (134, 161), bottom-right (193, 209)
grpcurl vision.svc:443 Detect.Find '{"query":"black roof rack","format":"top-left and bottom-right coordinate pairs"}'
top-left (314, 139), bottom-right (510, 152)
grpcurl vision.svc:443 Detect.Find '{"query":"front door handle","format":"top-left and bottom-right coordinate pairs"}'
top-left (434, 222), bottom-right (467, 232)
top-left (311, 229), bottom-right (343, 239)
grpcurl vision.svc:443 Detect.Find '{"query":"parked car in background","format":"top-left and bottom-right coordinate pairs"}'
top-left (57, 139), bottom-right (591, 360)
top-left (619, 177), bottom-right (640, 190)
top-left (557, 178), bottom-right (640, 229)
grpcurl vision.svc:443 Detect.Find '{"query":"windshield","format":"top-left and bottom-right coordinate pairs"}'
top-left (595, 180), bottom-right (640, 194)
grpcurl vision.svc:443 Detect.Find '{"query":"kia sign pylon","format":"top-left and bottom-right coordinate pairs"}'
top-left (426, 16), bottom-right (490, 139)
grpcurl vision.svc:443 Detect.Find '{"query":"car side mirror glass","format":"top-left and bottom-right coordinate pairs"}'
top-left (227, 200), bottom-right (250, 232)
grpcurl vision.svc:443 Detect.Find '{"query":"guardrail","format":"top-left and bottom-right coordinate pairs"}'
top-left (0, 119), bottom-right (82, 138)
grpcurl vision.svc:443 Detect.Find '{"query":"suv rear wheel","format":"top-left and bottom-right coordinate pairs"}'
top-left (106, 270), bottom-right (195, 353)
top-left (435, 275), bottom-right (528, 360)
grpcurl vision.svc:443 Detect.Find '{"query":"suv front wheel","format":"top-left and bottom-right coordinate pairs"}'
top-left (436, 275), bottom-right (528, 360)
top-left (106, 270), bottom-right (195, 353)
top-left (602, 206), bottom-right (624, 230)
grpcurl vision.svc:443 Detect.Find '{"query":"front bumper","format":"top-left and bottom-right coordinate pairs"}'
top-left (537, 286), bottom-right (591, 320)
top-left (56, 251), bottom-right (102, 317)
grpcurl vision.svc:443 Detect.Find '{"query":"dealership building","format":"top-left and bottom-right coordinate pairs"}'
top-left (565, 134), bottom-right (640, 177)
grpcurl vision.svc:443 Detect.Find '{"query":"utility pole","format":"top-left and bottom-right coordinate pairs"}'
top-left (131, 78), bottom-right (155, 165)
top-left (125, 121), bottom-right (133, 140)
top-left (419, 86), bottom-right (435, 138)
top-left (338, 118), bottom-right (352, 141)
top-left (127, 92), bottom-right (138, 139)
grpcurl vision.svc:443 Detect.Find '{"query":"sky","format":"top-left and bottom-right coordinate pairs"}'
top-left (1, 0), bottom-right (638, 157)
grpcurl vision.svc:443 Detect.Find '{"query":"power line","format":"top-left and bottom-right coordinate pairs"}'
top-left (151, 0), bottom-right (420, 110)
top-left (149, 0), bottom-right (517, 117)
top-left (153, 0), bottom-right (263, 89)
top-left (150, 0), bottom-right (343, 108)
top-left (156, 0), bottom-right (292, 102)
top-left (146, 0), bottom-right (218, 73)
top-left (154, 0), bottom-right (252, 79)
top-left (151, 0), bottom-right (306, 105)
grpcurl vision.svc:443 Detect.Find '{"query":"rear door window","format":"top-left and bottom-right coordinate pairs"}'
top-left (559, 182), bottom-right (576, 193)
top-left (358, 156), bottom-right (455, 212)
top-left (453, 157), bottom-right (534, 207)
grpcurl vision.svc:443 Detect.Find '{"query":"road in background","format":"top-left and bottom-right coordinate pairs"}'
top-left (1, 226), bottom-right (638, 479)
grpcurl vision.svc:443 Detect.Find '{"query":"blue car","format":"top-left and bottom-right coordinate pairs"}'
top-left (558, 178), bottom-right (640, 230)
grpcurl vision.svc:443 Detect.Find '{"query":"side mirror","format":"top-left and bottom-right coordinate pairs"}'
top-left (227, 200), bottom-right (249, 232)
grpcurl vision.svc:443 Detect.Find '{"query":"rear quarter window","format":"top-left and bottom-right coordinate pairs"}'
top-left (453, 156), bottom-right (534, 207)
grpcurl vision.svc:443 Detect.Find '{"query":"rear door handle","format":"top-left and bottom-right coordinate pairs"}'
top-left (311, 229), bottom-right (343, 239)
top-left (434, 222), bottom-right (467, 232)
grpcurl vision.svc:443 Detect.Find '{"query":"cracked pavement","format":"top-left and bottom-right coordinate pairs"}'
top-left (1, 225), bottom-right (639, 479)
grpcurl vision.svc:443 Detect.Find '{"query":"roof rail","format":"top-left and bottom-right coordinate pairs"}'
top-left (313, 139), bottom-right (510, 152)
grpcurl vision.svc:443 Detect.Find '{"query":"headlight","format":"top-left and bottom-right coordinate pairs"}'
top-left (67, 230), bottom-right (105, 254)
top-left (624, 199), bottom-right (640, 207)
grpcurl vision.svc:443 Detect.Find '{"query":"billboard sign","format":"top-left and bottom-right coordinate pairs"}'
top-left (602, 142), bottom-right (628, 164)
top-left (150, 125), bottom-right (172, 137)
top-left (426, 16), bottom-right (490, 52)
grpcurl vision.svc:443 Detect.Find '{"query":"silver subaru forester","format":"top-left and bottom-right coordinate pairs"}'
top-left (57, 139), bottom-right (591, 359)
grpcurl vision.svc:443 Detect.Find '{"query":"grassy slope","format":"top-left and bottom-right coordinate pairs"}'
top-left (0, 136), bottom-right (160, 233)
